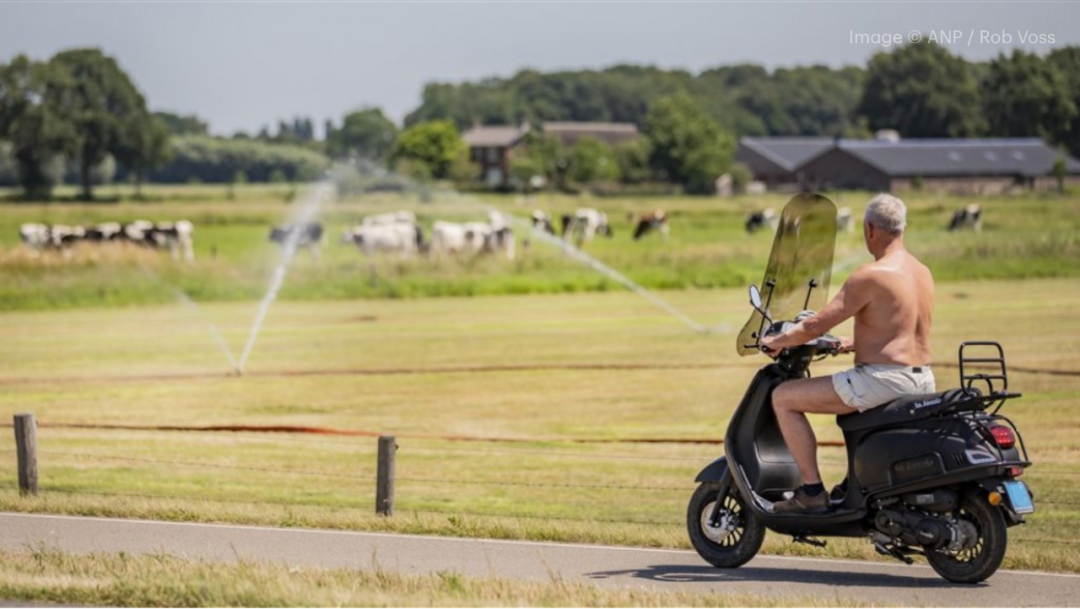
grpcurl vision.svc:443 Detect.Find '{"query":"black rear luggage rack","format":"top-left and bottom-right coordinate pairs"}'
top-left (957, 341), bottom-right (1021, 415)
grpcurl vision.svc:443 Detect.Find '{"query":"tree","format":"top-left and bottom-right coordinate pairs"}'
top-left (1047, 47), bottom-right (1080, 156)
top-left (644, 93), bottom-right (734, 194)
top-left (51, 48), bottom-right (151, 200)
top-left (509, 131), bottom-right (567, 189)
top-left (567, 137), bottom-right (620, 186)
top-left (0, 55), bottom-right (77, 199)
top-left (154, 111), bottom-right (209, 136)
top-left (1053, 156), bottom-right (1067, 194)
top-left (391, 120), bottom-right (466, 180)
top-left (859, 42), bottom-right (984, 137)
top-left (612, 138), bottom-right (653, 184)
top-left (122, 113), bottom-right (172, 196)
top-left (328, 108), bottom-right (398, 161)
top-left (983, 50), bottom-right (1076, 145)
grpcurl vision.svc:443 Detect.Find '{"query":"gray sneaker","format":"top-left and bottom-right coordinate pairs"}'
top-left (773, 487), bottom-right (829, 514)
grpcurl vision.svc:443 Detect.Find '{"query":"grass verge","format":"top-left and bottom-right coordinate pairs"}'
top-left (0, 547), bottom-right (877, 607)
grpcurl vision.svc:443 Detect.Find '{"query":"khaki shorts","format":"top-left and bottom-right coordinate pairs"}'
top-left (832, 364), bottom-right (936, 412)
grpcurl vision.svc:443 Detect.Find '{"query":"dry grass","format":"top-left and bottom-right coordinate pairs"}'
top-left (0, 281), bottom-right (1077, 572)
top-left (0, 547), bottom-right (879, 607)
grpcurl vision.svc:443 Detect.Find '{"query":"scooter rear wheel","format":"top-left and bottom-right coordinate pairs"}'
top-left (925, 492), bottom-right (1007, 584)
top-left (687, 482), bottom-right (765, 568)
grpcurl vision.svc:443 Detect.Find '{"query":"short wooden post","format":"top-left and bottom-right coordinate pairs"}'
top-left (376, 436), bottom-right (396, 516)
top-left (14, 413), bottom-right (37, 496)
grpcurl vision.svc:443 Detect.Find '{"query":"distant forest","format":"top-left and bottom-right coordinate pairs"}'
top-left (406, 64), bottom-right (869, 138)
top-left (406, 43), bottom-right (1080, 152)
top-left (2, 42), bottom-right (1079, 197)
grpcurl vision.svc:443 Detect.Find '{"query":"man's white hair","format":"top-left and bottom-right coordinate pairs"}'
top-left (864, 193), bottom-right (907, 236)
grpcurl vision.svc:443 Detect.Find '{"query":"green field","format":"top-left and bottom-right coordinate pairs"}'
top-left (0, 278), bottom-right (1077, 573)
top-left (1, 185), bottom-right (1079, 310)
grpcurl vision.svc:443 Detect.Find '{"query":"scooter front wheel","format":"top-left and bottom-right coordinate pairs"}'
top-left (687, 482), bottom-right (765, 568)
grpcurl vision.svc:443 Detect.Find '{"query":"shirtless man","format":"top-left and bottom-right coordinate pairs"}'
top-left (761, 193), bottom-right (936, 513)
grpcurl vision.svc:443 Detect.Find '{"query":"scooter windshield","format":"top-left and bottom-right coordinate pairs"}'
top-left (736, 193), bottom-right (838, 356)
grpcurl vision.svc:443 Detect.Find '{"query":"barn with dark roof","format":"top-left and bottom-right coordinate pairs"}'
top-left (798, 138), bottom-right (1080, 194)
top-left (734, 137), bottom-right (833, 189)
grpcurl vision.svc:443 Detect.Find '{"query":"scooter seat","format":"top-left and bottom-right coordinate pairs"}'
top-left (836, 388), bottom-right (980, 433)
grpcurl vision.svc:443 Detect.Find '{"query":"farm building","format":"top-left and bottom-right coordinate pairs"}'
top-left (737, 136), bottom-right (1080, 194)
top-left (462, 121), bottom-right (639, 187)
top-left (462, 124), bottom-right (531, 188)
top-left (799, 138), bottom-right (1080, 193)
top-left (734, 137), bottom-right (833, 190)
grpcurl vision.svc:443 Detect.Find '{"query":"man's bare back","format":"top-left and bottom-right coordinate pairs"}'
top-left (763, 193), bottom-right (938, 512)
top-left (851, 249), bottom-right (934, 367)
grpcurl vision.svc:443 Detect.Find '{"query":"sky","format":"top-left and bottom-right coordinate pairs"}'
top-left (1, 1), bottom-right (1078, 136)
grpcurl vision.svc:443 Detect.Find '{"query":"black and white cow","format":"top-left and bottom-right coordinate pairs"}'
top-left (19, 223), bottom-right (84, 252)
top-left (531, 210), bottom-right (556, 235)
top-left (948, 204), bottom-right (982, 232)
top-left (270, 223), bottom-right (324, 260)
top-left (633, 210), bottom-right (670, 241)
top-left (563, 208), bottom-right (613, 244)
top-left (484, 211), bottom-right (515, 260)
top-left (745, 208), bottom-right (778, 234)
top-left (19, 224), bottom-right (52, 251)
top-left (121, 220), bottom-right (195, 261)
top-left (19, 220), bottom-right (194, 260)
top-left (83, 222), bottom-right (124, 242)
top-left (343, 222), bottom-right (420, 257)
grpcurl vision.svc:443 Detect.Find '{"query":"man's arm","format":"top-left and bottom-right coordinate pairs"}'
top-left (762, 269), bottom-right (873, 351)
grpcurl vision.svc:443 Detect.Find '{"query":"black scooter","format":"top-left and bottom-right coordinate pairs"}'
top-left (687, 196), bottom-right (1035, 584)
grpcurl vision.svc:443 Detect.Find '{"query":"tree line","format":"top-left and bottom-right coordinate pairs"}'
top-left (2, 42), bottom-right (1078, 199)
top-left (407, 42), bottom-right (1080, 157)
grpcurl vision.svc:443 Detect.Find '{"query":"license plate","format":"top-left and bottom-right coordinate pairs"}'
top-left (1004, 481), bottom-right (1035, 514)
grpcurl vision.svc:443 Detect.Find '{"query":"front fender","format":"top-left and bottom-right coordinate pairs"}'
top-left (694, 456), bottom-right (729, 483)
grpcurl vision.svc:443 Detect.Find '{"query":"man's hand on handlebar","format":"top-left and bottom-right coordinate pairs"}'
top-left (760, 335), bottom-right (781, 359)
top-left (838, 336), bottom-right (855, 354)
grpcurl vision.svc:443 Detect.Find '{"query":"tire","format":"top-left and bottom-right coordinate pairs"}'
top-left (926, 492), bottom-right (1008, 584)
top-left (687, 482), bottom-right (765, 569)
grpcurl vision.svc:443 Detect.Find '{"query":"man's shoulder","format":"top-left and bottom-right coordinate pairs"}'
top-left (847, 262), bottom-right (886, 285)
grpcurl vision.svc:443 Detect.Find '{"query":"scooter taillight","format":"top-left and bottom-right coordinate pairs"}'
top-left (990, 425), bottom-right (1016, 449)
top-left (1009, 466), bottom-right (1024, 478)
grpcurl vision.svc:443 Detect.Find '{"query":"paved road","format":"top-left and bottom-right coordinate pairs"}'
top-left (1, 513), bottom-right (1076, 606)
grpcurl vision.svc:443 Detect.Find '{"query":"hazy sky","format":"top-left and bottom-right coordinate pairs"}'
top-left (2, 1), bottom-right (1078, 136)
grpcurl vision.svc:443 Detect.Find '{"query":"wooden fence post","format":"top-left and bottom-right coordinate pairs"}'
top-left (376, 435), bottom-right (396, 516)
top-left (14, 413), bottom-right (37, 496)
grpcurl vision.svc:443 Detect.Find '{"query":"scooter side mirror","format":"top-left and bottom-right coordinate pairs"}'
top-left (749, 285), bottom-right (763, 310)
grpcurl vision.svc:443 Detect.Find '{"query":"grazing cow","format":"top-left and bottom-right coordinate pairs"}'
top-left (948, 204), bottom-right (983, 232)
top-left (565, 208), bottom-right (613, 244)
top-left (149, 221), bottom-right (196, 261)
top-left (430, 221), bottom-right (490, 257)
top-left (531, 210), bottom-right (555, 235)
top-left (122, 220), bottom-right (195, 261)
top-left (342, 222), bottom-right (419, 257)
top-left (19, 220), bottom-right (193, 260)
top-left (84, 222), bottom-right (124, 242)
top-left (45, 225), bottom-right (86, 250)
top-left (745, 208), bottom-right (778, 234)
top-left (484, 211), bottom-right (515, 260)
top-left (633, 210), bottom-right (670, 241)
top-left (270, 223), bottom-right (324, 260)
top-left (485, 226), bottom-right (515, 259)
top-left (18, 224), bottom-right (51, 251)
top-left (836, 207), bottom-right (854, 234)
